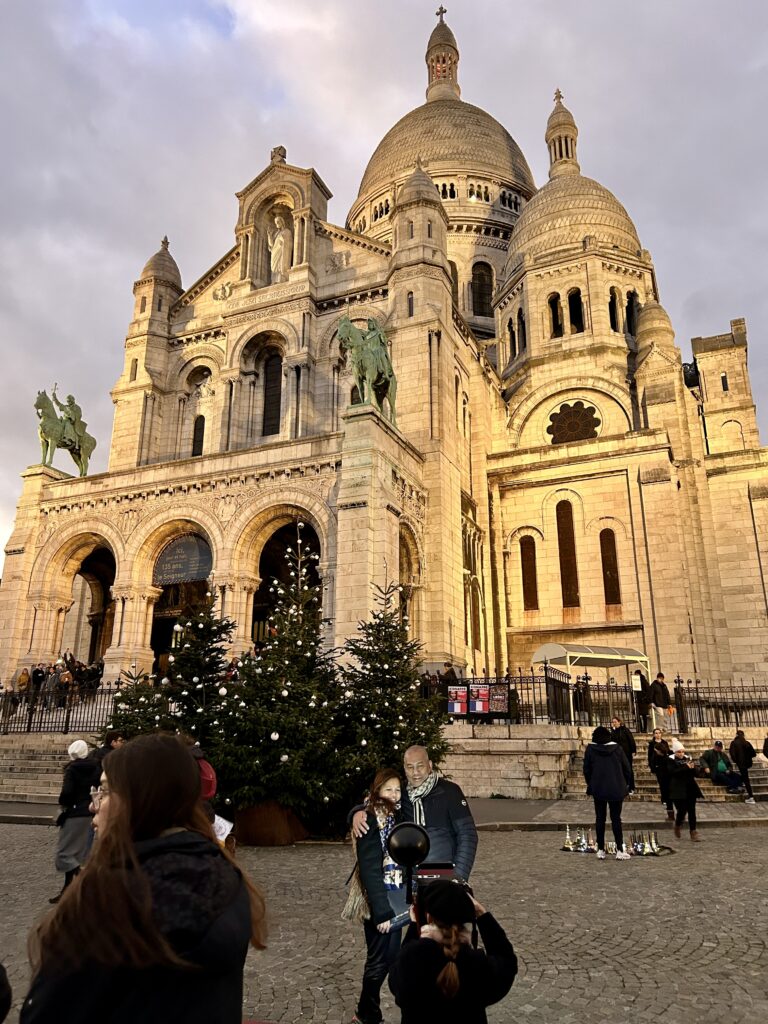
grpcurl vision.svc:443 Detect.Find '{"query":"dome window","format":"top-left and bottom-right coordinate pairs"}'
top-left (568, 288), bottom-right (584, 334)
top-left (547, 401), bottom-right (600, 445)
top-left (608, 288), bottom-right (621, 332)
top-left (548, 293), bottom-right (564, 338)
top-left (625, 290), bottom-right (640, 336)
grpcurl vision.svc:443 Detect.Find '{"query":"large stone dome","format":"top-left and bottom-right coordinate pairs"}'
top-left (356, 99), bottom-right (535, 202)
top-left (508, 173), bottom-right (640, 265)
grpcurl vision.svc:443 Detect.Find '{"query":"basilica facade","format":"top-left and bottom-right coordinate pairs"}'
top-left (2, 13), bottom-right (767, 684)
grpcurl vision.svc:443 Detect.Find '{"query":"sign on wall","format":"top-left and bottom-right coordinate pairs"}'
top-left (153, 534), bottom-right (213, 586)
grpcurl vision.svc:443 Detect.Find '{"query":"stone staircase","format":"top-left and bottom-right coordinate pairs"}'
top-left (563, 735), bottom-right (768, 803)
top-left (0, 733), bottom-right (98, 805)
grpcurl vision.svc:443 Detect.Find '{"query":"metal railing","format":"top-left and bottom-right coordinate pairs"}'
top-left (0, 686), bottom-right (122, 736)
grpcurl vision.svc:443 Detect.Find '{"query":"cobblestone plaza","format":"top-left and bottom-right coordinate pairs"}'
top-left (1, 824), bottom-right (765, 1022)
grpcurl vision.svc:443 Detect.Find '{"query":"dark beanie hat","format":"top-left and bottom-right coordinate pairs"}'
top-left (592, 726), bottom-right (611, 744)
top-left (420, 880), bottom-right (475, 925)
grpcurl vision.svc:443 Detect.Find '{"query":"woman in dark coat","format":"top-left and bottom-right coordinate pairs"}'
top-left (729, 730), bottom-right (757, 803)
top-left (610, 716), bottom-right (637, 792)
top-left (583, 726), bottom-right (632, 859)
top-left (49, 739), bottom-right (100, 903)
top-left (389, 880), bottom-right (516, 1024)
top-left (668, 739), bottom-right (704, 842)
top-left (22, 734), bottom-right (267, 1024)
top-left (353, 769), bottom-right (407, 1024)
top-left (647, 728), bottom-right (674, 821)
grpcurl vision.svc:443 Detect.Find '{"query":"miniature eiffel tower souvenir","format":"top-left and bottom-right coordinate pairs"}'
top-left (562, 824), bottom-right (575, 851)
top-left (650, 831), bottom-right (660, 853)
top-left (587, 828), bottom-right (596, 852)
top-left (577, 827), bottom-right (589, 852)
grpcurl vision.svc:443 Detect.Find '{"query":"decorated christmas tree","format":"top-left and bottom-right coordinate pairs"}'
top-left (208, 521), bottom-right (343, 837)
top-left (335, 580), bottom-right (448, 803)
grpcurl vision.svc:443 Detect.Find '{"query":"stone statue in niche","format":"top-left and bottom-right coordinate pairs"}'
top-left (267, 213), bottom-right (293, 283)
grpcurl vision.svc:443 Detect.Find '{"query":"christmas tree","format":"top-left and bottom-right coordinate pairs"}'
top-left (208, 521), bottom-right (343, 831)
top-left (335, 580), bottom-right (448, 803)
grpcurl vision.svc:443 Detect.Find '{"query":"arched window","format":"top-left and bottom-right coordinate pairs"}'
top-left (600, 529), bottom-right (621, 605)
top-left (427, 220), bottom-right (433, 239)
top-left (408, 220), bottom-right (414, 239)
top-left (191, 415), bottom-right (205, 457)
top-left (556, 500), bottom-right (579, 608)
top-left (608, 287), bottom-right (621, 332)
top-left (157, 297), bottom-right (163, 312)
top-left (471, 583), bottom-right (481, 651)
top-left (548, 293), bottom-right (564, 338)
top-left (472, 262), bottom-right (493, 317)
top-left (517, 309), bottom-right (527, 351)
top-left (568, 288), bottom-right (584, 333)
top-left (449, 183), bottom-right (456, 199)
top-left (625, 290), bottom-right (639, 336)
top-left (407, 291), bottom-right (414, 317)
top-left (262, 351), bottom-right (282, 436)
top-left (520, 536), bottom-right (538, 610)
top-left (351, 385), bottom-right (361, 405)
top-left (449, 261), bottom-right (459, 307)
top-left (454, 377), bottom-right (460, 428)
top-left (507, 318), bottom-right (517, 361)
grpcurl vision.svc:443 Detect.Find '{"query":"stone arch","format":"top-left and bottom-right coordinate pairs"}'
top-left (172, 346), bottom-right (225, 382)
top-left (29, 518), bottom-right (124, 597)
top-left (244, 183), bottom-right (304, 227)
top-left (228, 488), bottom-right (335, 576)
top-left (124, 505), bottom-right (224, 585)
top-left (585, 514), bottom-right (629, 540)
top-left (541, 487), bottom-right (586, 539)
top-left (230, 318), bottom-right (299, 365)
top-left (507, 376), bottom-right (632, 446)
top-left (320, 305), bottom-right (389, 354)
top-left (504, 524), bottom-right (544, 551)
top-left (720, 419), bottom-right (745, 451)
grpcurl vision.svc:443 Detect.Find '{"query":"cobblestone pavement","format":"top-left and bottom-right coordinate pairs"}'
top-left (1, 824), bottom-right (766, 1022)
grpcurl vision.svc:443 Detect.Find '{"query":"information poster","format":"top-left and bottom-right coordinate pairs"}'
top-left (469, 684), bottom-right (490, 714)
top-left (489, 684), bottom-right (509, 715)
top-left (447, 684), bottom-right (468, 715)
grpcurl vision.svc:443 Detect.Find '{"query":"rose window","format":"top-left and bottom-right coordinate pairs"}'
top-left (546, 401), bottom-right (601, 444)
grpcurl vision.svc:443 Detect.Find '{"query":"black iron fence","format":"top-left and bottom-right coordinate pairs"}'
top-left (0, 686), bottom-right (121, 736)
top-left (426, 670), bottom-right (768, 734)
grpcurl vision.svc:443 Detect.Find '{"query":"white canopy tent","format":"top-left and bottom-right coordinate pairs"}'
top-left (531, 643), bottom-right (651, 682)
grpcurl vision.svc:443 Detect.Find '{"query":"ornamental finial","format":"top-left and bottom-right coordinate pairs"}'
top-left (436, 5), bottom-right (447, 22)
top-left (554, 87), bottom-right (563, 104)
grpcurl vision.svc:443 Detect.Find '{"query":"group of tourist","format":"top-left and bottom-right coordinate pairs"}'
top-left (1, 654), bottom-right (104, 728)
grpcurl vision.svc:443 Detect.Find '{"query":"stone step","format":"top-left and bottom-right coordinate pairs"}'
top-left (0, 791), bottom-right (61, 804)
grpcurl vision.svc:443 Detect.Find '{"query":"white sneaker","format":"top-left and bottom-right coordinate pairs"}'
top-left (615, 850), bottom-right (631, 860)
top-left (596, 849), bottom-right (606, 859)
top-left (745, 797), bottom-right (756, 805)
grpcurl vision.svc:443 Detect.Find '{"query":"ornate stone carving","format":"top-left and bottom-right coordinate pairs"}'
top-left (212, 281), bottom-right (234, 301)
top-left (325, 251), bottom-right (351, 273)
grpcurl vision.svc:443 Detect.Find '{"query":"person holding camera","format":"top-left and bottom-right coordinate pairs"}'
top-left (352, 769), bottom-right (408, 1024)
top-left (668, 738), bottom-right (704, 841)
top-left (388, 879), bottom-right (517, 1023)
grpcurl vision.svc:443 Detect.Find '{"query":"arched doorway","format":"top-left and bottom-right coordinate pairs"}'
top-left (60, 547), bottom-right (116, 665)
top-left (251, 522), bottom-right (321, 645)
top-left (150, 533), bottom-right (213, 671)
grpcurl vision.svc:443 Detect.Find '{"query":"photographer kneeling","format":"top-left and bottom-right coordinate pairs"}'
top-left (388, 880), bottom-right (517, 1024)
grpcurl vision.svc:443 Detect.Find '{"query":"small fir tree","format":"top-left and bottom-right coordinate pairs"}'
top-left (208, 522), bottom-right (342, 828)
top-left (335, 581), bottom-right (448, 803)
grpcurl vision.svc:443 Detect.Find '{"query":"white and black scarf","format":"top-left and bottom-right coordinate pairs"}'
top-left (408, 772), bottom-right (438, 826)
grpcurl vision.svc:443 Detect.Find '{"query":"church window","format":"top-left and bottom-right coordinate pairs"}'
top-left (720, 372), bottom-right (729, 393)
top-left (262, 351), bottom-right (282, 436)
top-left (472, 262), bottom-right (493, 317)
top-left (483, 185), bottom-right (490, 202)
top-left (373, 207), bottom-right (379, 222)
top-left (449, 183), bottom-right (456, 199)
top-left (462, 394), bottom-right (468, 437)
top-left (455, 376), bottom-right (460, 428)
top-left (427, 220), bottom-right (433, 238)
top-left (600, 529), bottom-right (621, 605)
top-left (517, 309), bottom-right (527, 351)
top-left (468, 183), bottom-right (475, 199)
top-left (625, 290), bottom-right (639, 336)
top-left (129, 358), bottom-right (138, 382)
top-left (568, 288), bottom-right (585, 333)
top-left (140, 296), bottom-right (147, 314)
top-left (608, 288), bottom-right (621, 332)
top-left (407, 291), bottom-right (414, 317)
top-left (520, 536), bottom-right (539, 610)
top-left (157, 297), bottom-right (163, 312)
top-left (448, 261), bottom-right (459, 307)
top-left (408, 220), bottom-right (414, 239)
top-left (191, 415), bottom-right (205, 457)
top-left (470, 583), bottom-right (481, 651)
top-left (385, 199), bottom-right (390, 214)
top-left (548, 293), bottom-right (564, 338)
top-left (546, 401), bottom-right (601, 444)
top-left (556, 500), bottom-right (580, 608)
top-left (507, 318), bottom-right (517, 361)
top-left (500, 191), bottom-right (506, 207)
top-left (441, 183), bottom-right (448, 199)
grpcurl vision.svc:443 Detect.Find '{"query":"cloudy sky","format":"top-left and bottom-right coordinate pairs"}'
top-left (1, 0), bottom-right (767, 571)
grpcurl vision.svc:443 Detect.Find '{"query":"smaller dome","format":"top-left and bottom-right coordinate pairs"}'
top-left (428, 19), bottom-right (458, 51)
top-left (636, 299), bottom-right (675, 350)
top-left (140, 236), bottom-right (182, 289)
top-left (397, 158), bottom-right (441, 206)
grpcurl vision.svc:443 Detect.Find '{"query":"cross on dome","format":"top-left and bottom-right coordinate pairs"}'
top-left (554, 88), bottom-right (563, 103)
top-left (436, 5), bottom-right (447, 21)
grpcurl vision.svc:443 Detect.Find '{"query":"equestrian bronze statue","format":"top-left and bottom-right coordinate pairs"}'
top-left (338, 315), bottom-right (398, 426)
top-left (34, 386), bottom-right (97, 477)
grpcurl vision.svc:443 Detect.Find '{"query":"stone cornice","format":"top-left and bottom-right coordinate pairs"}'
top-left (173, 247), bottom-right (240, 310)
top-left (315, 221), bottom-right (391, 257)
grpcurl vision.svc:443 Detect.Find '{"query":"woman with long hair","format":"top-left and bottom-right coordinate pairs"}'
top-left (352, 768), bottom-right (407, 1024)
top-left (648, 727), bottom-right (674, 821)
top-left (22, 733), bottom-right (267, 1023)
top-left (389, 879), bottom-right (517, 1023)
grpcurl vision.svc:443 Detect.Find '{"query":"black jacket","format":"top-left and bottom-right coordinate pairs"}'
top-left (20, 832), bottom-right (252, 1024)
top-left (356, 809), bottom-right (404, 925)
top-left (668, 756), bottom-right (704, 802)
top-left (610, 725), bottom-right (636, 761)
top-left (401, 779), bottom-right (478, 880)
top-left (648, 738), bottom-right (671, 773)
top-left (650, 680), bottom-right (671, 708)
top-left (582, 742), bottom-right (631, 801)
top-left (389, 912), bottom-right (517, 1024)
top-left (729, 736), bottom-right (756, 771)
top-left (57, 757), bottom-right (100, 821)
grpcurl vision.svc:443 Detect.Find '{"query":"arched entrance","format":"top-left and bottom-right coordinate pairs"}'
top-left (150, 533), bottom-right (213, 671)
top-left (60, 547), bottom-right (116, 665)
top-left (251, 522), bottom-right (321, 645)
